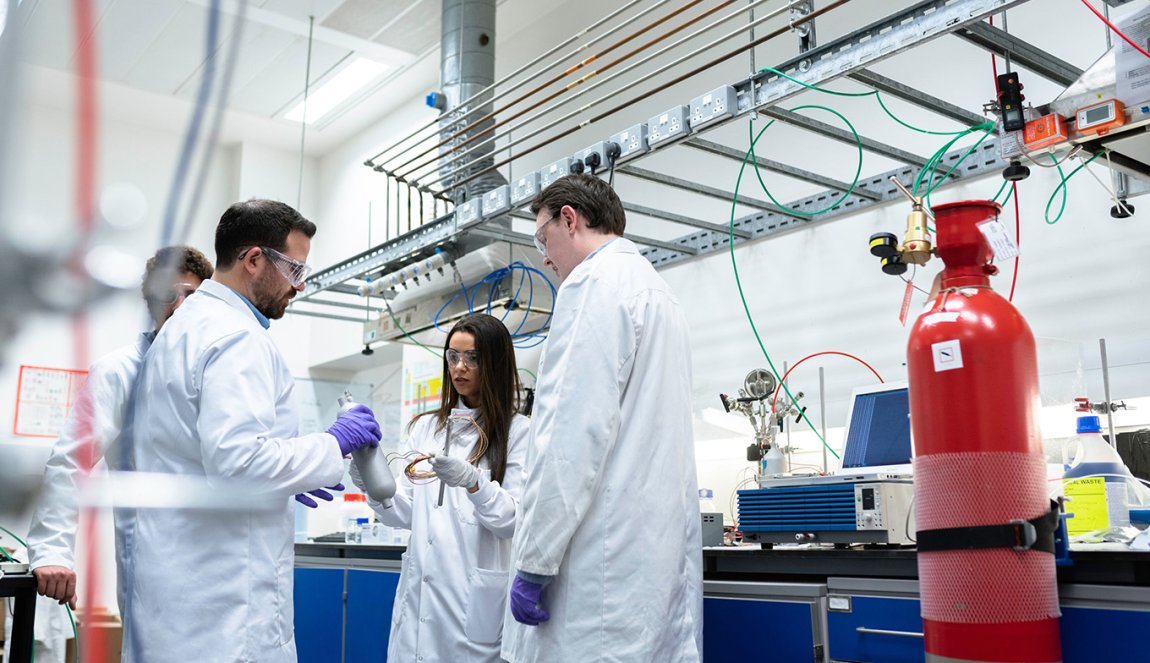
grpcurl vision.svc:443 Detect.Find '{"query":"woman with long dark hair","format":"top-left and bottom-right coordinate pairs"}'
top-left (352, 313), bottom-right (529, 662)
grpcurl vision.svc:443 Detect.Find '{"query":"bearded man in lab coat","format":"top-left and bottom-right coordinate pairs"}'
top-left (121, 200), bottom-right (382, 663)
top-left (502, 174), bottom-right (703, 663)
top-left (16, 246), bottom-right (212, 663)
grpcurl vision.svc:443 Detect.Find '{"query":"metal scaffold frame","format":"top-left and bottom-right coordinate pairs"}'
top-left (298, 0), bottom-right (1073, 310)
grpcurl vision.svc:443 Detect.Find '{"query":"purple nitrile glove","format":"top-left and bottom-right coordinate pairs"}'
top-left (509, 575), bottom-right (551, 625)
top-left (328, 404), bottom-right (382, 455)
top-left (295, 483), bottom-right (345, 508)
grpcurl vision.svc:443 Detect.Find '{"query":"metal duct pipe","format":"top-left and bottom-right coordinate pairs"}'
top-left (439, 0), bottom-right (505, 203)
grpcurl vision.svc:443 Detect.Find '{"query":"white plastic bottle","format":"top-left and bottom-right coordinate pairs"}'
top-left (1063, 415), bottom-right (1131, 534)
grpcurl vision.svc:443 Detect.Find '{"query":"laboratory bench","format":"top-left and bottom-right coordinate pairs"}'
top-left (0, 569), bottom-right (35, 663)
top-left (294, 542), bottom-right (1150, 662)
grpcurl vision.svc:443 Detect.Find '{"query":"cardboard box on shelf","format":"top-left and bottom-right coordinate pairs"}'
top-left (64, 608), bottom-right (122, 663)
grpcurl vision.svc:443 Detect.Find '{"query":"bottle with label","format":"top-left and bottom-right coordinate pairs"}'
top-left (1062, 415), bottom-right (1131, 535)
top-left (342, 493), bottom-right (371, 543)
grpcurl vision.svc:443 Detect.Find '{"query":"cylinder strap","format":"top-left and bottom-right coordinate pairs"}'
top-left (917, 501), bottom-right (1060, 555)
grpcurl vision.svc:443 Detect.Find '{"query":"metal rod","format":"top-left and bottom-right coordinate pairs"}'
top-left (819, 366), bottom-right (827, 473)
top-left (1103, 0), bottom-right (1112, 50)
top-left (748, 0), bottom-right (756, 74)
top-left (424, 1), bottom-right (850, 192)
top-left (1100, 338), bottom-right (1117, 447)
top-left (388, 0), bottom-right (721, 175)
top-left (364, 0), bottom-right (660, 165)
top-left (1000, 9), bottom-right (1011, 75)
top-left (406, 0), bottom-right (801, 185)
top-left (384, 175), bottom-right (391, 241)
top-left (296, 15), bottom-right (314, 210)
top-left (438, 417), bottom-right (455, 507)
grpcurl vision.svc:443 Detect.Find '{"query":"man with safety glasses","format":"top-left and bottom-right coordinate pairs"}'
top-left (122, 200), bottom-right (383, 663)
top-left (21, 246), bottom-right (212, 661)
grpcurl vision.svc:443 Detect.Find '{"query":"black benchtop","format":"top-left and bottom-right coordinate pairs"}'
top-left (297, 542), bottom-right (1150, 586)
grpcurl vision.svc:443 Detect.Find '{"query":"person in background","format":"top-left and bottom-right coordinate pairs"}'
top-left (122, 200), bottom-right (382, 662)
top-left (502, 174), bottom-right (703, 662)
top-left (15, 246), bottom-right (213, 663)
top-left (351, 313), bottom-right (529, 662)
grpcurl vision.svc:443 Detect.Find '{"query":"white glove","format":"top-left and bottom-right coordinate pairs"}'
top-left (430, 455), bottom-right (481, 489)
top-left (348, 457), bottom-right (368, 492)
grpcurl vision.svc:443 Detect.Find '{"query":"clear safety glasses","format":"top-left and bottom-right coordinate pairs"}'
top-left (155, 283), bottom-right (199, 305)
top-left (445, 349), bottom-right (480, 369)
top-left (533, 213), bottom-right (561, 257)
top-left (259, 246), bottom-right (313, 288)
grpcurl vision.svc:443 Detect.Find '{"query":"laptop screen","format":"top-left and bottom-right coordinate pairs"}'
top-left (840, 384), bottom-right (912, 469)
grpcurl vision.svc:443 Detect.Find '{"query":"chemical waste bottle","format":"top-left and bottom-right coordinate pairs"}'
top-left (1063, 415), bottom-right (1130, 535)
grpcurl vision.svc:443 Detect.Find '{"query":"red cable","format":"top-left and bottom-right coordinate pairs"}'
top-left (1008, 182), bottom-right (1020, 302)
top-left (770, 351), bottom-right (884, 413)
top-left (1081, 0), bottom-right (1150, 59)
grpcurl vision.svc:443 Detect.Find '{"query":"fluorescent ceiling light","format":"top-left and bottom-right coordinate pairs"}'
top-left (285, 58), bottom-right (390, 124)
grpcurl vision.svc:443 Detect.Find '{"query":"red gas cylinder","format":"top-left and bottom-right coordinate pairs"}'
top-left (908, 200), bottom-right (1060, 663)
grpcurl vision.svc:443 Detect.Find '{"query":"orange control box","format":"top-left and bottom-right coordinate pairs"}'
top-left (1023, 114), bottom-right (1068, 150)
top-left (1077, 99), bottom-right (1126, 136)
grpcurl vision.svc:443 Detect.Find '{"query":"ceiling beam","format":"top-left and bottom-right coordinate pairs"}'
top-left (759, 108), bottom-right (933, 170)
top-left (847, 69), bottom-right (988, 128)
top-left (682, 138), bottom-right (881, 201)
top-left (953, 21), bottom-right (1083, 87)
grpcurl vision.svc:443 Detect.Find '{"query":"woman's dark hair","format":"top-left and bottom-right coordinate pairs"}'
top-left (410, 314), bottom-right (520, 483)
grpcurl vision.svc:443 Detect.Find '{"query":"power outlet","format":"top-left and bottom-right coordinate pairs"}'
top-left (690, 85), bottom-right (737, 129)
top-left (647, 105), bottom-right (691, 147)
top-left (510, 172), bottom-right (541, 207)
top-left (609, 124), bottom-right (649, 162)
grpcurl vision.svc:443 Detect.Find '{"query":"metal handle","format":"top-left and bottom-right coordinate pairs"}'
top-left (855, 627), bottom-right (924, 639)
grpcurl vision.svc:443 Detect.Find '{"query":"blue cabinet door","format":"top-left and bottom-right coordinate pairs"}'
top-left (827, 596), bottom-right (924, 663)
top-left (345, 569), bottom-right (402, 663)
top-left (705, 596), bottom-right (817, 662)
top-left (1061, 606), bottom-right (1150, 662)
top-left (294, 568), bottom-right (345, 663)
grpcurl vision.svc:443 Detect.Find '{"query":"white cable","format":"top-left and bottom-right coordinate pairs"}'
top-left (1080, 157), bottom-right (1133, 216)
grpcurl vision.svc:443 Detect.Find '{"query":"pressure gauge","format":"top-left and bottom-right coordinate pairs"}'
top-left (743, 368), bottom-right (777, 400)
top-left (1076, 99), bottom-right (1126, 136)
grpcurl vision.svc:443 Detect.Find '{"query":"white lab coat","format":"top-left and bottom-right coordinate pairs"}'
top-left (501, 238), bottom-right (703, 663)
top-left (26, 333), bottom-right (151, 615)
top-left (369, 406), bottom-right (528, 662)
top-left (122, 279), bottom-right (345, 663)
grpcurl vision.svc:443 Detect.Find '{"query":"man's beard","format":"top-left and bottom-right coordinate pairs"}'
top-left (252, 268), bottom-right (291, 320)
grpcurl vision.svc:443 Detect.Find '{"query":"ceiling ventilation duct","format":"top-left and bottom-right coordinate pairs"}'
top-left (438, 0), bottom-right (507, 204)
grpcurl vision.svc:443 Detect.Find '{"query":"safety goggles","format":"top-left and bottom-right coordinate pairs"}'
top-left (241, 246), bottom-right (313, 288)
top-left (445, 349), bottom-right (479, 369)
top-left (533, 213), bottom-right (561, 257)
top-left (153, 283), bottom-right (199, 305)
